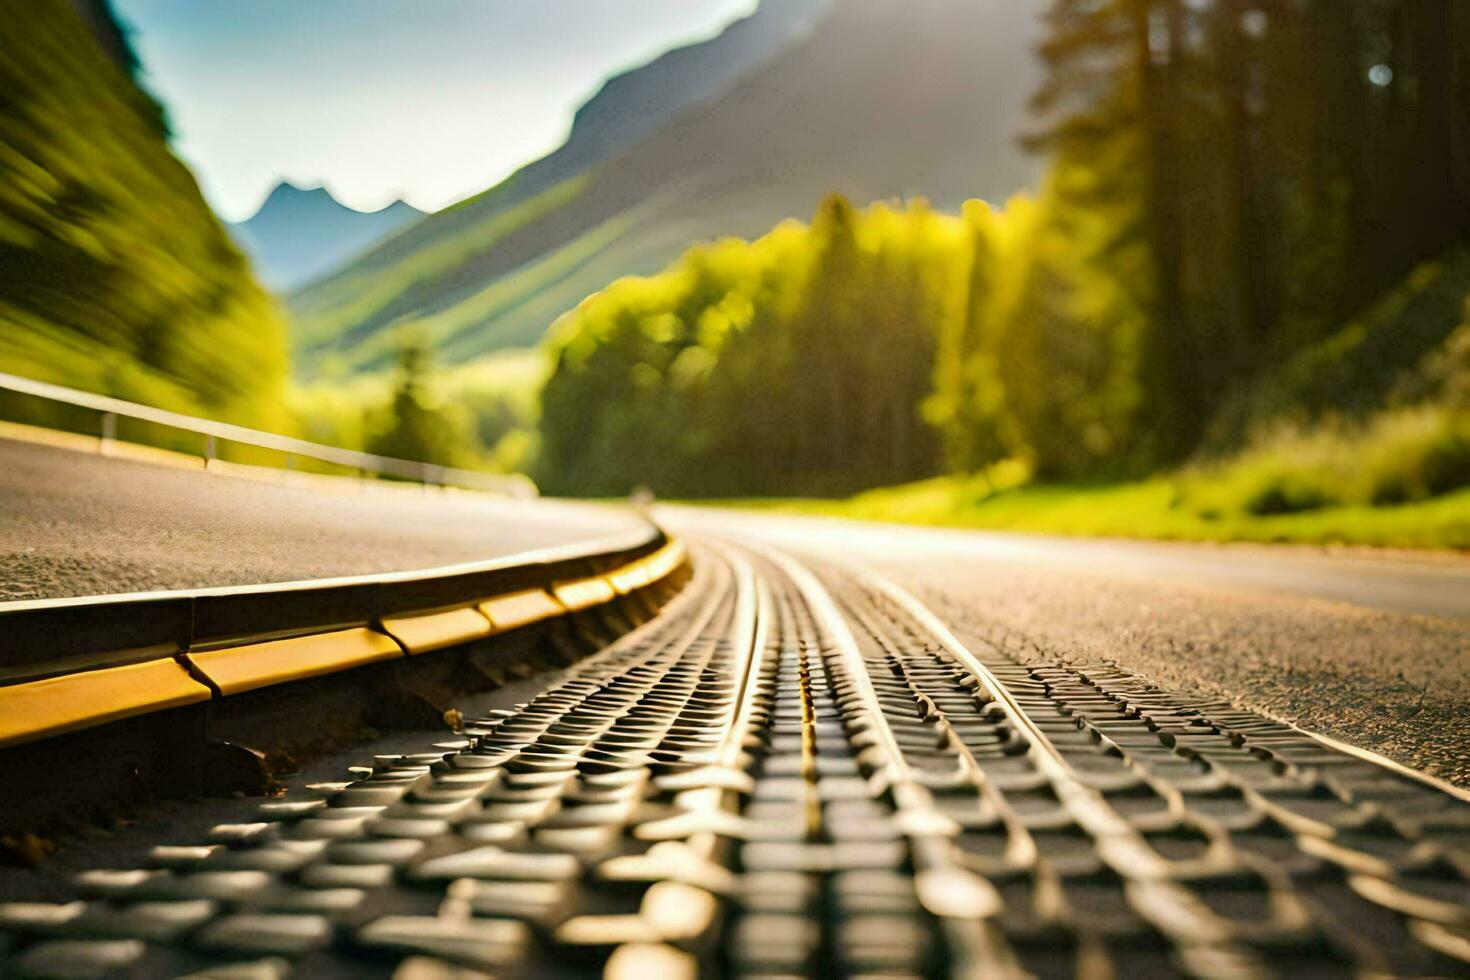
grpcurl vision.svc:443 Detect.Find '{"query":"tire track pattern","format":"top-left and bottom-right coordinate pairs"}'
top-left (0, 541), bottom-right (1465, 978)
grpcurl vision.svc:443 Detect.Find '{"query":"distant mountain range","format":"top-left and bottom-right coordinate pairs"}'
top-left (290, 0), bottom-right (1047, 377)
top-left (332, 0), bottom-right (834, 281)
top-left (230, 182), bottom-right (423, 291)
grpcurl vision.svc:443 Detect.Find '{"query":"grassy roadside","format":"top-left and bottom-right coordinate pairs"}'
top-left (699, 475), bottom-right (1470, 550)
top-left (692, 399), bottom-right (1470, 550)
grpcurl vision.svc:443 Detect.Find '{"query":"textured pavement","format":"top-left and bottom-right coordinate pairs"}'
top-left (0, 537), bottom-right (1465, 977)
top-left (666, 508), bottom-right (1470, 788)
top-left (1, 436), bottom-right (1463, 787)
top-left (0, 438), bottom-right (643, 601)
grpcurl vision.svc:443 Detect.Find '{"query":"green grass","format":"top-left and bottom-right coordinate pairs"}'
top-left (1180, 406), bottom-right (1470, 516)
top-left (713, 476), bottom-right (1470, 550)
top-left (699, 392), bottom-right (1470, 550)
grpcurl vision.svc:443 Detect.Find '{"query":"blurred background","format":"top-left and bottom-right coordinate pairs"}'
top-left (2, 0), bottom-right (1468, 545)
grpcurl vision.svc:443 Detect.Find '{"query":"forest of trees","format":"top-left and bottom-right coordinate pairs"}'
top-left (540, 200), bottom-right (958, 495)
top-left (3, 0), bottom-right (1466, 505)
top-left (538, 0), bottom-right (1470, 499)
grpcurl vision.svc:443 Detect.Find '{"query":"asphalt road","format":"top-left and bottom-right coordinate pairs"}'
top-left (663, 505), bottom-right (1470, 786)
top-left (0, 437), bottom-right (645, 601)
top-left (2, 523), bottom-right (1465, 976)
top-left (1, 435), bottom-right (1464, 784)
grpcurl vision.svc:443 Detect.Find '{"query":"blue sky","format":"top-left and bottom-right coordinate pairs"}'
top-left (112, 0), bottom-right (757, 221)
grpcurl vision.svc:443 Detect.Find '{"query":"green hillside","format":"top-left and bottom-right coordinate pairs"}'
top-left (288, 0), bottom-right (1046, 378)
top-left (0, 0), bottom-right (288, 431)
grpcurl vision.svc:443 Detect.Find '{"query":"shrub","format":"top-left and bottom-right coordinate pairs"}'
top-left (1180, 406), bottom-right (1470, 517)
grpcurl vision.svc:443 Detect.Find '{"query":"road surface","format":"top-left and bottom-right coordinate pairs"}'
top-left (666, 506), bottom-right (1470, 787)
top-left (0, 436), bottom-right (1464, 783)
top-left (0, 437), bottom-right (644, 601)
top-left (0, 530), bottom-right (1465, 977)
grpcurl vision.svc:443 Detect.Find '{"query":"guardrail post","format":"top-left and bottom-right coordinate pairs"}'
top-left (100, 411), bottom-right (116, 456)
top-left (204, 434), bottom-right (217, 466)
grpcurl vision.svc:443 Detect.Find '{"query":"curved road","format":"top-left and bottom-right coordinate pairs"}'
top-left (664, 505), bottom-right (1470, 786)
top-left (0, 529), bottom-right (1465, 976)
top-left (0, 436), bottom-right (644, 602)
top-left (0, 435), bottom-right (1465, 783)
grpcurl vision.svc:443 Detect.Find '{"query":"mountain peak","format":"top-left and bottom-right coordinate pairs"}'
top-left (230, 182), bottom-right (425, 291)
top-left (254, 180), bottom-right (338, 215)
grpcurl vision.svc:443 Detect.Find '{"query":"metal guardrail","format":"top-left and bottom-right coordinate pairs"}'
top-left (0, 523), bottom-right (669, 683)
top-left (0, 525), bottom-right (690, 836)
top-left (0, 369), bottom-right (537, 497)
top-left (0, 525), bottom-right (684, 745)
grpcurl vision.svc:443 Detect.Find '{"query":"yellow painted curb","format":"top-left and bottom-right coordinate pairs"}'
top-left (382, 606), bottom-right (495, 655)
top-left (552, 576), bottom-right (618, 612)
top-left (609, 540), bottom-right (686, 595)
top-left (0, 419), bottom-right (103, 455)
top-left (479, 589), bottom-right (564, 632)
top-left (188, 628), bottom-right (403, 696)
top-left (0, 536), bottom-right (687, 745)
top-left (0, 658), bottom-right (211, 748)
top-left (104, 441), bottom-right (206, 470)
